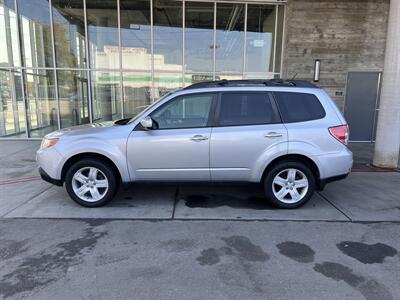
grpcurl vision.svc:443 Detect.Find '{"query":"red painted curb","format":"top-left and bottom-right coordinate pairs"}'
top-left (0, 176), bottom-right (41, 185)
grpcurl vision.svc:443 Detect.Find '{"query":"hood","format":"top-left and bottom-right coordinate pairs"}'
top-left (45, 121), bottom-right (116, 138)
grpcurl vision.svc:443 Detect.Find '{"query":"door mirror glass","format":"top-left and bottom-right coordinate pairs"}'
top-left (140, 116), bottom-right (153, 129)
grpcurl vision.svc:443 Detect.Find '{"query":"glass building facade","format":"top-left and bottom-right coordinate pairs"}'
top-left (0, 0), bottom-right (285, 138)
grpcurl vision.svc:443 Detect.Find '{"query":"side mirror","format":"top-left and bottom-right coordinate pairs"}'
top-left (140, 116), bottom-right (153, 129)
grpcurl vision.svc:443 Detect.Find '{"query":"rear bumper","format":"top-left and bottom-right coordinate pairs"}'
top-left (317, 173), bottom-right (349, 190)
top-left (38, 167), bottom-right (63, 186)
top-left (313, 147), bottom-right (353, 179)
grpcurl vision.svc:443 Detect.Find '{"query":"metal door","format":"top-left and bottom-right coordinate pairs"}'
top-left (344, 72), bottom-right (381, 142)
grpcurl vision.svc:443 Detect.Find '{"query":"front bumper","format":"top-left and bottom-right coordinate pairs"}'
top-left (36, 147), bottom-right (63, 183)
top-left (38, 167), bottom-right (63, 186)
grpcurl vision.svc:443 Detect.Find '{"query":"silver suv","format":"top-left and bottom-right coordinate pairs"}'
top-left (36, 80), bottom-right (353, 208)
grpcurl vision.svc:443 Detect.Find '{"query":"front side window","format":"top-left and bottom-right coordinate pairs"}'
top-left (218, 92), bottom-right (277, 126)
top-left (274, 92), bottom-right (326, 123)
top-left (151, 93), bottom-right (214, 129)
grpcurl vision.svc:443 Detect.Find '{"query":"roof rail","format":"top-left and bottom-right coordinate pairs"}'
top-left (184, 79), bottom-right (318, 89)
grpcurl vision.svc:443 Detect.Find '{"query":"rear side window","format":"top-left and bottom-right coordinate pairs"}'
top-left (273, 92), bottom-right (325, 123)
top-left (218, 92), bottom-right (278, 126)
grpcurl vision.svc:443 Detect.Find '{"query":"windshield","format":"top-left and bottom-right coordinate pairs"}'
top-left (126, 92), bottom-right (172, 124)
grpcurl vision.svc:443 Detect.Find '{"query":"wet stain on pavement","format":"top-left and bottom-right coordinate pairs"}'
top-left (277, 241), bottom-right (315, 263)
top-left (221, 236), bottom-right (269, 262)
top-left (0, 239), bottom-right (29, 260)
top-left (314, 262), bottom-right (394, 300)
top-left (337, 241), bottom-right (397, 264)
top-left (0, 222), bottom-right (107, 299)
top-left (196, 236), bottom-right (269, 293)
top-left (184, 194), bottom-right (274, 210)
top-left (197, 235), bottom-right (269, 266)
top-left (197, 248), bottom-right (221, 266)
top-left (160, 239), bottom-right (196, 252)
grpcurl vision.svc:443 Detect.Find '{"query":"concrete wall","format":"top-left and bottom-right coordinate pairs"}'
top-left (282, 0), bottom-right (389, 109)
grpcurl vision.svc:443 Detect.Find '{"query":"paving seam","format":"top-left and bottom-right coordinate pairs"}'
top-left (1, 216), bottom-right (399, 224)
top-left (171, 185), bottom-right (180, 219)
top-left (1, 185), bottom-right (53, 218)
top-left (317, 191), bottom-right (353, 222)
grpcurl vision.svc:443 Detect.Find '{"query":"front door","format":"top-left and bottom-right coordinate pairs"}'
top-left (210, 92), bottom-right (287, 181)
top-left (127, 92), bottom-right (216, 181)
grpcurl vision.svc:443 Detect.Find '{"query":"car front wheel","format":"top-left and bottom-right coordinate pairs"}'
top-left (65, 159), bottom-right (118, 207)
top-left (264, 161), bottom-right (315, 209)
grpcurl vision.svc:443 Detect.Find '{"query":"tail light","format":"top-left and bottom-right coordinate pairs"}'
top-left (329, 125), bottom-right (349, 145)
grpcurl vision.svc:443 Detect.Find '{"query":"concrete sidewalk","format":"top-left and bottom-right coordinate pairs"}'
top-left (1, 141), bottom-right (399, 222)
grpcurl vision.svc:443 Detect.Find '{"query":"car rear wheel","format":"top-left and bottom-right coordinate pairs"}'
top-left (65, 159), bottom-right (118, 207)
top-left (264, 160), bottom-right (315, 209)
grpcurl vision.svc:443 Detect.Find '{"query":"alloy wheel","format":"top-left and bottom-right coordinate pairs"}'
top-left (272, 168), bottom-right (309, 204)
top-left (72, 167), bottom-right (109, 202)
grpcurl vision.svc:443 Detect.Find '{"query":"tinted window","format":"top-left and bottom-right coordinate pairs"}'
top-left (218, 92), bottom-right (277, 126)
top-left (274, 92), bottom-right (325, 123)
top-left (151, 93), bottom-right (214, 129)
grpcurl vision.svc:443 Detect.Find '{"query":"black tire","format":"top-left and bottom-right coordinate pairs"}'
top-left (65, 158), bottom-right (118, 207)
top-left (264, 160), bottom-right (316, 209)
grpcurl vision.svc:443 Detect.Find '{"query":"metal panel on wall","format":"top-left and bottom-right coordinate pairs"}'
top-left (344, 71), bottom-right (381, 142)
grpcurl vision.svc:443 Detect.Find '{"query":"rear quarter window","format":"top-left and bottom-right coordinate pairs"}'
top-left (273, 92), bottom-right (326, 123)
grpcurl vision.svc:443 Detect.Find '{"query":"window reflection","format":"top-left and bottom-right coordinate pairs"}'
top-left (1, 0), bottom-right (21, 67)
top-left (215, 3), bottom-right (245, 73)
top-left (246, 5), bottom-right (276, 74)
top-left (87, 0), bottom-right (119, 69)
top-left (52, 0), bottom-right (86, 68)
top-left (185, 2), bottom-right (214, 73)
top-left (57, 70), bottom-right (89, 128)
top-left (274, 5), bottom-right (285, 73)
top-left (183, 73), bottom-right (215, 87)
top-left (122, 71), bottom-right (151, 118)
top-left (0, 69), bottom-right (26, 137)
top-left (17, 0), bottom-right (53, 68)
top-left (120, 0), bottom-right (151, 70)
top-left (154, 0), bottom-right (182, 72)
top-left (154, 71), bottom-right (182, 99)
top-left (25, 69), bottom-right (58, 137)
top-left (91, 71), bottom-right (121, 121)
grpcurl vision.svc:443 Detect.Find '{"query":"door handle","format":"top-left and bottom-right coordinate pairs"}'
top-left (190, 135), bottom-right (208, 142)
top-left (264, 132), bottom-right (283, 138)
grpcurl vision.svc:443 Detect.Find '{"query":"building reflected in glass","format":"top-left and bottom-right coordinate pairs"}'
top-left (0, 0), bottom-right (284, 138)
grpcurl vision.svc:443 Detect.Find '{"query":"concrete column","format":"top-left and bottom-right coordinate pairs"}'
top-left (373, 0), bottom-right (400, 168)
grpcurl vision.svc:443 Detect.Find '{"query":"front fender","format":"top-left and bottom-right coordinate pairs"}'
top-left (54, 137), bottom-right (131, 182)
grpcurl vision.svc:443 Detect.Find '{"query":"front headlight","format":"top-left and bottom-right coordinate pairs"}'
top-left (40, 138), bottom-right (58, 150)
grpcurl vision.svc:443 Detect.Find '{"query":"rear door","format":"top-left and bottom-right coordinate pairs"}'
top-left (210, 91), bottom-right (287, 181)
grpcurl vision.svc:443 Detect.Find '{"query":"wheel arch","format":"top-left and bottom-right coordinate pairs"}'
top-left (61, 152), bottom-right (122, 183)
top-left (260, 154), bottom-right (321, 188)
